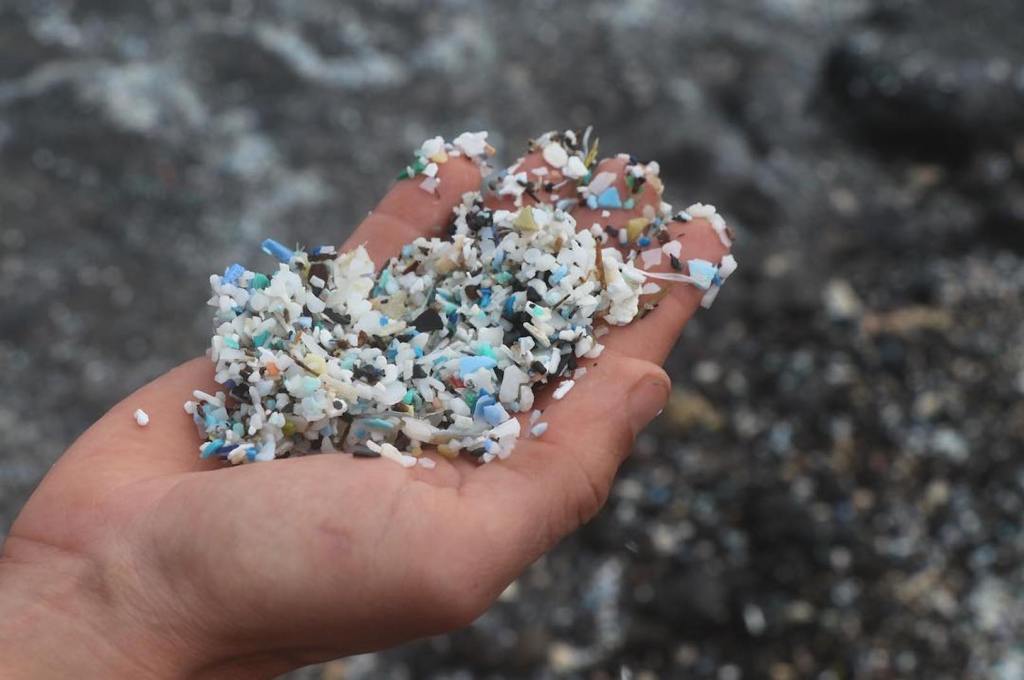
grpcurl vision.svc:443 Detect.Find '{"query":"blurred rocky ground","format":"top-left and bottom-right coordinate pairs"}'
top-left (2, 0), bottom-right (1023, 678)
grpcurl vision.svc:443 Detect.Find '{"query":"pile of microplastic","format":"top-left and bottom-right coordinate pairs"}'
top-left (186, 130), bottom-right (737, 467)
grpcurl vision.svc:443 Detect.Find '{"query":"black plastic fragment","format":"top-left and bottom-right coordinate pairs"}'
top-left (411, 308), bottom-right (444, 332)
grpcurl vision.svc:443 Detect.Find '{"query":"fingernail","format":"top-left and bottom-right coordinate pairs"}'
top-left (627, 375), bottom-right (670, 433)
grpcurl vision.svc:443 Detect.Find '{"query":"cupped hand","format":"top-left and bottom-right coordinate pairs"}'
top-left (0, 136), bottom-right (728, 679)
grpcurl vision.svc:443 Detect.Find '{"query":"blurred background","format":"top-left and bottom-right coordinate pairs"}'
top-left (2, 0), bottom-right (1023, 678)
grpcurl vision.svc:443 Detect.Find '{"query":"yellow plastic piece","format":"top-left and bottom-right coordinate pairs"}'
top-left (626, 217), bottom-right (650, 242)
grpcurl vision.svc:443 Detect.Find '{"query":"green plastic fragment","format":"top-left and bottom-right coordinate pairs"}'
top-left (251, 273), bottom-right (271, 289)
top-left (402, 389), bottom-right (417, 405)
top-left (477, 344), bottom-right (497, 359)
top-left (397, 157), bottom-right (427, 180)
top-left (464, 389), bottom-right (478, 409)
top-left (253, 331), bottom-right (270, 347)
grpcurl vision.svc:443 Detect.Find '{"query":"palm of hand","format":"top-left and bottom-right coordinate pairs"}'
top-left (4, 146), bottom-right (727, 677)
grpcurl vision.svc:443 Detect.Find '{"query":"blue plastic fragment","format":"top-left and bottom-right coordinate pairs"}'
top-left (459, 355), bottom-right (497, 377)
top-left (481, 403), bottom-right (509, 427)
top-left (473, 391), bottom-right (495, 420)
top-left (687, 259), bottom-right (718, 290)
top-left (550, 265), bottom-right (569, 284)
top-left (638, 236), bottom-right (651, 247)
top-left (363, 417), bottom-right (396, 430)
top-left (223, 263), bottom-right (246, 285)
top-left (201, 439), bottom-right (225, 459)
top-left (479, 287), bottom-right (492, 308)
top-left (261, 238), bottom-right (294, 263)
top-left (379, 315), bottom-right (389, 327)
top-left (586, 194), bottom-right (598, 210)
top-left (596, 187), bottom-right (623, 209)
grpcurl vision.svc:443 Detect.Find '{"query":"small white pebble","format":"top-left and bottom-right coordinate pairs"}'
top-left (418, 457), bottom-right (437, 470)
top-left (552, 380), bottom-right (576, 400)
top-left (530, 422), bottom-right (549, 437)
top-left (719, 254), bottom-right (739, 279)
top-left (563, 155), bottom-right (588, 179)
top-left (530, 409), bottom-right (543, 425)
top-left (133, 409), bottom-right (150, 427)
top-left (662, 240), bottom-right (682, 258)
top-left (640, 248), bottom-right (663, 268)
top-left (542, 143), bottom-right (569, 169)
top-left (642, 282), bottom-right (662, 295)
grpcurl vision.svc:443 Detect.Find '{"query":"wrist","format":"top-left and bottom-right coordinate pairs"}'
top-left (0, 537), bottom-right (190, 679)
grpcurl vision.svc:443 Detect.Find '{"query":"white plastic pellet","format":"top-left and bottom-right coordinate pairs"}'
top-left (552, 380), bottom-right (576, 400)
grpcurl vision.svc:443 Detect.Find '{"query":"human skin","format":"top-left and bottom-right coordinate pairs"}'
top-left (0, 141), bottom-right (728, 678)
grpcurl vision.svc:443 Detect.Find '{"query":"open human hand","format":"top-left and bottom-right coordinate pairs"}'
top-left (0, 135), bottom-right (729, 679)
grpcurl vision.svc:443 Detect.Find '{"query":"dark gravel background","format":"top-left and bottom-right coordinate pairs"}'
top-left (2, 1), bottom-right (1023, 678)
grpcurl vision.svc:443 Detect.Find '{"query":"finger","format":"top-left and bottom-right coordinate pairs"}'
top-left (484, 150), bottom-right (575, 212)
top-left (560, 153), bottom-right (733, 364)
top-left (49, 358), bottom-right (222, 488)
top-left (461, 349), bottom-right (669, 564)
top-left (569, 155), bottom-right (662, 235)
top-left (601, 214), bottom-right (730, 364)
top-left (342, 152), bottom-right (484, 264)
